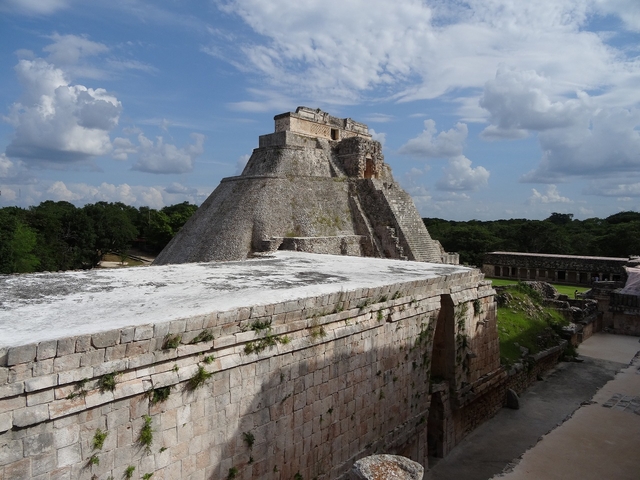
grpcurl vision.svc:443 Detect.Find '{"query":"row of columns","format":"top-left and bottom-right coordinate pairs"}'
top-left (492, 266), bottom-right (611, 284)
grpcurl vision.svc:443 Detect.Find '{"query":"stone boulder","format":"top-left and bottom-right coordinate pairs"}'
top-left (350, 454), bottom-right (424, 480)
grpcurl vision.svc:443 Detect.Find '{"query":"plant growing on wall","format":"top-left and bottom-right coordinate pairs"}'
top-left (187, 365), bottom-right (212, 391)
top-left (125, 466), bottom-right (135, 479)
top-left (163, 334), bottom-right (182, 349)
top-left (455, 303), bottom-right (468, 331)
top-left (98, 372), bottom-right (120, 393)
top-left (138, 415), bottom-right (154, 452)
top-left (92, 428), bottom-right (108, 450)
top-left (148, 386), bottom-right (171, 405)
top-left (242, 431), bottom-right (255, 449)
top-left (203, 354), bottom-right (215, 364)
top-left (66, 378), bottom-right (88, 399)
top-left (473, 298), bottom-right (483, 316)
top-left (190, 329), bottom-right (214, 344)
top-left (243, 319), bottom-right (289, 354)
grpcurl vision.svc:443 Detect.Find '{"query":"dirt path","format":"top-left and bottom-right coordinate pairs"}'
top-left (425, 333), bottom-right (640, 480)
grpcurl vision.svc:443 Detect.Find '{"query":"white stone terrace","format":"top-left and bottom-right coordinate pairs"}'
top-left (0, 252), bottom-right (472, 348)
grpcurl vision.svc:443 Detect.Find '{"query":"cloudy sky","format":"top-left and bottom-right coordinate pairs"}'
top-left (1, 0), bottom-right (640, 220)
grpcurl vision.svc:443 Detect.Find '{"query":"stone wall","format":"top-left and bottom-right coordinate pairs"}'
top-left (483, 252), bottom-right (628, 285)
top-left (1, 270), bottom-right (502, 480)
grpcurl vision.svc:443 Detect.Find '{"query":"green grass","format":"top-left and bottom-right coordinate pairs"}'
top-left (487, 277), bottom-right (590, 296)
top-left (496, 284), bottom-right (569, 366)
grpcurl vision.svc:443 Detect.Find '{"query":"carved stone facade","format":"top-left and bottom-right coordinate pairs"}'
top-left (154, 108), bottom-right (456, 266)
top-left (482, 252), bottom-right (628, 285)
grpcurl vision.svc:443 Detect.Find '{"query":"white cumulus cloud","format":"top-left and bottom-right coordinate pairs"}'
top-left (399, 120), bottom-right (467, 158)
top-left (436, 156), bottom-right (490, 192)
top-left (4, 58), bottom-right (121, 164)
top-left (527, 185), bottom-right (573, 204)
top-left (132, 133), bottom-right (205, 174)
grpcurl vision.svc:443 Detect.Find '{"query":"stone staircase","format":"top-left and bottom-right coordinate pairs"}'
top-left (371, 180), bottom-right (442, 263)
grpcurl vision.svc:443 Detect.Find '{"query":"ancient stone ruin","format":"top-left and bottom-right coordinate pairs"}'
top-left (154, 107), bottom-right (458, 266)
top-left (0, 109), bottom-right (571, 479)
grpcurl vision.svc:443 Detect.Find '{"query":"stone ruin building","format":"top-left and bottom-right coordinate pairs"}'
top-left (484, 252), bottom-right (640, 336)
top-left (0, 108), bottom-right (571, 480)
top-left (154, 107), bottom-right (458, 266)
top-left (482, 252), bottom-right (628, 285)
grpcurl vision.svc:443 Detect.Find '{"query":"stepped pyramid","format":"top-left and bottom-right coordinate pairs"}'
top-left (154, 107), bottom-right (458, 265)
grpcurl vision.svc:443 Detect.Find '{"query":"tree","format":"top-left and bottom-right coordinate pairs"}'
top-left (545, 212), bottom-right (574, 225)
top-left (10, 221), bottom-right (39, 273)
top-left (83, 202), bottom-right (138, 258)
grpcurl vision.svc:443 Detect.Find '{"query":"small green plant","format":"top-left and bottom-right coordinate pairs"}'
top-left (327, 407), bottom-right (333, 414)
top-left (379, 390), bottom-right (385, 400)
top-left (243, 318), bottom-right (290, 355)
top-left (203, 355), bottom-right (215, 364)
top-left (228, 467), bottom-right (238, 479)
top-left (455, 303), bottom-right (468, 330)
top-left (172, 364), bottom-right (179, 373)
top-left (159, 447), bottom-right (167, 453)
top-left (249, 455), bottom-right (254, 464)
top-left (138, 415), bottom-right (153, 451)
top-left (124, 466), bottom-right (135, 479)
top-left (187, 366), bottom-right (212, 391)
top-left (273, 466), bottom-right (279, 472)
top-left (66, 378), bottom-right (88, 399)
top-left (242, 431), bottom-right (255, 449)
top-left (190, 329), bottom-right (214, 344)
top-left (163, 334), bottom-right (182, 349)
top-left (250, 319), bottom-right (272, 331)
top-left (98, 372), bottom-right (120, 393)
top-left (392, 290), bottom-right (402, 300)
top-left (148, 386), bottom-right (171, 405)
top-left (142, 474), bottom-right (153, 480)
top-left (377, 310), bottom-right (384, 322)
top-left (309, 323), bottom-right (327, 340)
top-left (473, 298), bottom-right (483, 316)
top-left (92, 428), bottom-right (108, 450)
top-left (357, 298), bottom-right (371, 311)
top-left (88, 454), bottom-right (99, 466)
top-left (294, 472), bottom-right (303, 480)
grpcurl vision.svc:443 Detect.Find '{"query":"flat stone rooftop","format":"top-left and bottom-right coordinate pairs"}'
top-left (0, 251), bottom-right (471, 348)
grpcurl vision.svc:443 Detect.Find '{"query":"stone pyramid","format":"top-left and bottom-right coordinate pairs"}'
top-left (154, 107), bottom-right (457, 265)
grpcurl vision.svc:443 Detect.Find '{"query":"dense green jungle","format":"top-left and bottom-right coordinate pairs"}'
top-left (424, 211), bottom-right (640, 267)
top-left (1, 202), bottom-right (639, 275)
top-left (0, 201), bottom-right (197, 274)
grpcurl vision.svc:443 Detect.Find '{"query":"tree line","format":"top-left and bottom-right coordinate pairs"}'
top-left (424, 211), bottom-right (640, 267)
top-left (0, 201), bottom-right (197, 274)
top-left (3, 203), bottom-right (639, 275)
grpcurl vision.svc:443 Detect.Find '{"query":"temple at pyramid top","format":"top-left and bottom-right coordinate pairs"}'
top-left (153, 108), bottom-right (458, 266)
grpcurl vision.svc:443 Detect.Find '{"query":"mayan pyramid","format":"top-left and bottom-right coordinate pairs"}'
top-left (154, 107), bottom-right (456, 265)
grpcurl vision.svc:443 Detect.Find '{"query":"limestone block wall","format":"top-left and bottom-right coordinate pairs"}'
top-left (0, 272), bottom-right (499, 480)
top-left (483, 252), bottom-right (628, 284)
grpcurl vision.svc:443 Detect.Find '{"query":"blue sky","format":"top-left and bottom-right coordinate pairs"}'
top-left (1, 0), bottom-right (640, 220)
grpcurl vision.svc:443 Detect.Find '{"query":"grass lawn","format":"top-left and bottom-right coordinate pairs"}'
top-left (495, 284), bottom-right (569, 365)
top-left (486, 277), bottom-right (590, 296)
